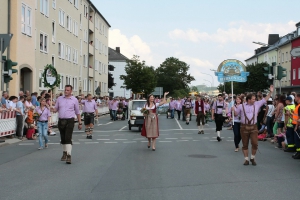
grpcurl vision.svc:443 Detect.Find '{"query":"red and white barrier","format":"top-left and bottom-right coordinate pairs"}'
top-left (0, 111), bottom-right (17, 137)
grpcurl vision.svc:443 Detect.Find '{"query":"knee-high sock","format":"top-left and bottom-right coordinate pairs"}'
top-left (217, 131), bottom-right (220, 137)
top-left (200, 124), bottom-right (203, 131)
top-left (198, 126), bottom-right (201, 131)
top-left (89, 127), bottom-right (93, 135)
top-left (66, 144), bottom-right (72, 155)
top-left (62, 144), bottom-right (67, 152)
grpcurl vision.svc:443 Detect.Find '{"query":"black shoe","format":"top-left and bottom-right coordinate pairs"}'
top-left (198, 131), bottom-right (201, 134)
top-left (152, 148), bottom-right (156, 151)
top-left (284, 148), bottom-right (296, 152)
top-left (217, 136), bottom-right (221, 142)
top-left (292, 152), bottom-right (300, 159)
top-left (201, 130), bottom-right (204, 134)
top-left (86, 135), bottom-right (89, 139)
top-left (89, 135), bottom-right (92, 139)
top-left (148, 145), bottom-right (150, 148)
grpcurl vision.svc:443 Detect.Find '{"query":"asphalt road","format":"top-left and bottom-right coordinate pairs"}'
top-left (1, 114), bottom-right (300, 200)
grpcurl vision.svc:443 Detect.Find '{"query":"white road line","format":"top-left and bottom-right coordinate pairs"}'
top-left (182, 137), bottom-right (193, 139)
top-left (227, 140), bottom-right (234, 141)
top-left (85, 142), bottom-right (99, 144)
top-left (133, 138), bottom-right (144, 140)
top-left (123, 141), bottom-right (137, 143)
top-left (174, 133), bottom-right (184, 134)
top-left (114, 134), bottom-right (125, 136)
top-left (228, 137), bottom-right (232, 138)
top-left (19, 143), bottom-right (34, 145)
top-left (177, 140), bottom-right (189, 142)
top-left (104, 142), bottom-right (118, 144)
top-left (159, 141), bottom-right (172, 143)
top-left (165, 138), bottom-right (178, 140)
top-left (210, 140), bottom-right (218, 141)
top-left (73, 142), bottom-right (80, 144)
top-left (97, 122), bottom-right (113, 126)
top-left (140, 141), bottom-right (148, 143)
top-left (99, 135), bottom-right (109, 136)
top-left (115, 139), bottom-right (127, 141)
top-left (193, 140), bottom-right (200, 141)
top-left (119, 126), bottom-right (127, 131)
top-left (175, 118), bottom-right (183, 130)
top-left (47, 143), bottom-right (60, 145)
top-left (202, 137), bottom-right (210, 139)
top-left (97, 139), bottom-right (110, 141)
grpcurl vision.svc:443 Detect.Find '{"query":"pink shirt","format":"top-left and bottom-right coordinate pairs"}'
top-left (235, 99), bottom-right (266, 125)
top-left (55, 96), bottom-right (80, 119)
top-left (81, 100), bottom-right (97, 113)
top-left (110, 100), bottom-right (119, 110)
top-left (25, 101), bottom-right (33, 108)
top-left (212, 101), bottom-right (227, 114)
top-left (35, 106), bottom-right (51, 121)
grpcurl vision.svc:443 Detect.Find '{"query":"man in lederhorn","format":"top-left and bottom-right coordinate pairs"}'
top-left (232, 85), bottom-right (274, 166)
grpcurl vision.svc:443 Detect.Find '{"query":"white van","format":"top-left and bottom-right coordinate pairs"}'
top-left (128, 100), bottom-right (146, 131)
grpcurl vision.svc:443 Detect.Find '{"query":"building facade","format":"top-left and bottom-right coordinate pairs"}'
top-left (1, 0), bottom-right (110, 96)
top-left (108, 47), bottom-right (131, 98)
top-left (291, 36), bottom-right (300, 86)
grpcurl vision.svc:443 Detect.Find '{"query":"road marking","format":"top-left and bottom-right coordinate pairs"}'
top-left (85, 142), bottom-right (99, 144)
top-left (123, 141), bottom-right (137, 143)
top-left (159, 141), bottom-right (172, 143)
top-left (182, 137), bottom-right (193, 139)
top-left (115, 139), bottom-right (127, 141)
top-left (133, 138), bottom-right (144, 140)
top-left (104, 142), bottom-right (118, 144)
top-left (73, 142), bottom-right (80, 144)
top-left (175, 118), bottom-right (183, 130)
top-left (228, 137), bottom-right (232, 138)
top-left (98, 122), bottom-right (113, 126)
top-left (140, 141), bottom-right (148, 143)
top-left (47, 143), bottom-right (60, 145)
top-left (177, 140), bottom-right (189, 142)
top-left (210, 140), bottom-right (218, 141)
top-left (19, 143), bottom-right (34, 145)
top-left (174, 133), bottom-right (184, 134)
top-left (202, 137), bottom-right (210, 139)
top-left (97, 139), bottom-right (110, 141)
top-left (165, 138), bottom-right (178, 140)
top-left (193, 140), bottom-right (200, 141)
top-left (119, 126), bottom-right (127, 131)
top-left (114, 134), bottom-right (125, 136)
top-left (78, 139), bottom-right (93, 142)
top-left (227, 140), bottom-right (234, 141)
top-left (99, 135), bottom-right (109, 136)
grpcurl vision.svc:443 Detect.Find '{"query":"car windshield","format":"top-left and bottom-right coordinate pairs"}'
top-left (132, 101), bottom-right (146, 111)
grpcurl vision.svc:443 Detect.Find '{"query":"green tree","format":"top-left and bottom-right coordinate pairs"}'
top-left (156, 57), bottom-right (195, 96)
top-left (120, 55), bottom-right (157, 95)
top-left (190, 85), bottom-right (199, 93)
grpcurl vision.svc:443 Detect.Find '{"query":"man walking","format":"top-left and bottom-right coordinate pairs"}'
top-left (212, 94), bottom-right (227, 142)
top-left (110, 98), bottom-right (119, 121)
top-left (169, 98), bottom-right (176, 119)
top-left (81, 94), bottom-right (98, 139)
top-left (52, 85), bottom-right (82, 164)
top-left (195, 95), bottom-right (206, 134)
top-left (232, 85), bottom-right (273, 165)
top-left (292, 94), bottom-right (300, 159)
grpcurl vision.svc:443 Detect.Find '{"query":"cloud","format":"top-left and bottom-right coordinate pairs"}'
top-left (233, 52), bottom-right (253, 60)
top-left (169, 21), bottom-right (296, 45)
top-left (109, 29), bottom-right (153, 63)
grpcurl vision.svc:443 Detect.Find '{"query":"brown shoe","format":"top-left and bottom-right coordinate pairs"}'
top-left (243, 160), bottom-right (249, 165)
top-left (66, 155), bottom-right (71, 164)
top-left (61, 151), bottom-right (67, 161)
top-left (250, 158), bottom-right (257, 166)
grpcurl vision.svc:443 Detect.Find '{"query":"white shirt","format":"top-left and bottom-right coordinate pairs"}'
top-left (7, 101), bottom-right (16, 109)
top-left (289, 95), bottom-right (295, 105)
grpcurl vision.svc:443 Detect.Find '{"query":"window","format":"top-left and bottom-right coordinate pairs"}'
top-left (74, 0), bottom-right (78, 9)
top-left (104, 83), bottom-right (107, 92)
top-left (52, 55), bottom-right (55, 66)
top-left (88, 79), bottom-right (92, 92)
top-left (83, 79), bottom-right (87, 91)
top-left (281, 53), bottom-right (284, 63)
top-left (293, 69), bottom-right (296, 80)
top-left (286, 52), bottom-right (289, 62)
top-left (99, 61), bottom-right (101, 74)
top-left (80, 14), bottom-right (82, 29)
top-left (95, 38), bottom-right (98, 50)
top-left (59, 9), bottom-right (65, 26)
top-left (95, 17), bottom-right (98, 29)
top-left (298, 68), bottom-right (300, 80)
top-left (99, 41), bottom-right (102, 54)
top-left (52, 21), bottom-right (55, 43)
top-left (95, 81), bottom-right (98, 90)
top-left (21, 4), bottom-right (32, 36)
top-left (66, 15), bottom-right (70, 30)
top-left (40, 32), bottom-right (48, 53)
top-left (40, 0), bottom-right (49, 16)
top-left (84, 4), bottom-right (88, 18)
top-left (80, 39), bottom-right (82, 56)
top-left (60, 75), bottom-right (64, 90)
top-left (74, 77), bottom-right (77, 91)
top-left (52, 0), bottom-right (56, 9)
top-left (39, 71), bottom-right (45, 88)
top-left (95, 60), bottom-right (98, 71)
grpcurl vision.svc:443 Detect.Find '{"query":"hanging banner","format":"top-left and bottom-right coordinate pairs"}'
top-left (215, 59), bottom-right (249, 83)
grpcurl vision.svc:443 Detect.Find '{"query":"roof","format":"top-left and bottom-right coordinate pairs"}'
top-left (108, 47), bottom-right (129, 61)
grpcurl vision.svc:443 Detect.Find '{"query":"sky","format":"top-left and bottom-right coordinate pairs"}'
top-left (94, 0), bottom-right (300, 88)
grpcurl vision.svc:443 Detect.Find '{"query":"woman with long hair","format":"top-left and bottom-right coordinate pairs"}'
top-left (141, 92), bottom-right (168, 151)
top-left (35, 98), bottom-right (51, 150)
top-left (231, 96), bottom-right (242, 152)
top-left (274, 95), bottom-right (286, 136)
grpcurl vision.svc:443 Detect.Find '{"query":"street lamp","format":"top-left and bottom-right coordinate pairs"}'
top-left (204, 79), bottom-right (212, 95)
top-left (200, 72), bottom-right (214, 88)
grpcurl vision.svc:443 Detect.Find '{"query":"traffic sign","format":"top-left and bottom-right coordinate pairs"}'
top-left (290, 47), bottom-right (300, 57)
top-left (0, 34), bottom-right (13, 52)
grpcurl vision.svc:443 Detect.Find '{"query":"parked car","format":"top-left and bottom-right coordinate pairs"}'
top-left (128, 100), bottom-right (146, 131)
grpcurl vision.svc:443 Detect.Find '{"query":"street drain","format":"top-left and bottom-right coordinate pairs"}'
top-left (188, 154), bottom-right (216, 158)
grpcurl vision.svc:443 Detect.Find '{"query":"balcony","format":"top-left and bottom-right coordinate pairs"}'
top-left (89, 44), bottom-right (94, 56)
top-left (89, 67), bottom-right (94, 78)
top-left (89, 18), bottom-right (94, 32)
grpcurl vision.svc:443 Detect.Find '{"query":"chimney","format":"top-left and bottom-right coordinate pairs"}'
top-left (268, 34), bottom-right (279, 45)
top-left (116, 47), bottom-right (120, 53)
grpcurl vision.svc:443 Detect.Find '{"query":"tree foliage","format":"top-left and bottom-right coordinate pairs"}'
top-left (217, 62), bottom-right (270, 94)
top-left (156, 57), bottom-right (195, 96)
top-left (120, 55), bottom-right (157, 95)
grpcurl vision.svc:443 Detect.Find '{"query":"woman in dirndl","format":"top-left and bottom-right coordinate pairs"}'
top-left (141, 92), bottom-right (169, 151)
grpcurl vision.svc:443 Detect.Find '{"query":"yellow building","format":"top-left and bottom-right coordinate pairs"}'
top-left (1, 0), bottom-right (110, 96)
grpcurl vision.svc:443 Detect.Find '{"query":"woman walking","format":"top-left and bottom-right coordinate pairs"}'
top-left (175, 97), bottom-right (182, 120)
top-left (231, 96), bottom-right (242, 152)
top-left (141, 92), bottom-right (168, 151)
top-left (184, 97), bottom-right (192, 125)
top-left (264, 98), bottom-right (275, 138)
top-left (274, 95), bottom-right (286, 136)
top-left (35, 98), bottom-right (51, 150)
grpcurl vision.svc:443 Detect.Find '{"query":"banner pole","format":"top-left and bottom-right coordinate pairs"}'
top-left (231, 81), bottom-right (234, 125)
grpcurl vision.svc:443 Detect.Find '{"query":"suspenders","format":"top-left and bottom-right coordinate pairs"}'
top-left (242, 103), bottom-right (255, 125)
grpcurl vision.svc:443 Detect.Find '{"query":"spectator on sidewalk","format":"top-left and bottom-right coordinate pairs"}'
top-left (16, 96), bottom-right (25, 140)
top-left (18, 91), bottom-right (24, 99)
top-left (25, 96), bottom-right (34, 110)
top-left (7, 96), bottom-right (18, 110)
top-left (31, 92), bottom-right (38, 106)
top-left (1, 91), bottom-right (8, 108)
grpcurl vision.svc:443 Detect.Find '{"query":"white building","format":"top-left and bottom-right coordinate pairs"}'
top-left (108, 47), bottom-right (131, 98)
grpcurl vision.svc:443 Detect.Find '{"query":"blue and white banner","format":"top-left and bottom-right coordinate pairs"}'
top-left (215, 59), bottom-right (249, 83)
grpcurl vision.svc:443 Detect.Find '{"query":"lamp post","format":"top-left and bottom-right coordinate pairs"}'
top-left (204, 79), bottom-right (212, 95)
top-left (201, 72), bottom-right (214, 88)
